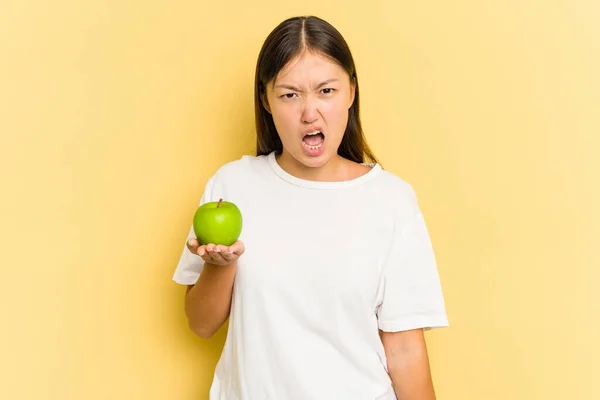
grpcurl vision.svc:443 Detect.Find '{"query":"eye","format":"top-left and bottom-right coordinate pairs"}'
top-left (281, 93), bottom-right (298, 99)
top-left (321, 88), bottom-right (336, 95)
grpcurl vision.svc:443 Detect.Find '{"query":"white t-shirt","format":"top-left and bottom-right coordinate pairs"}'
top-left (173, 152), bottom-right (449, 400)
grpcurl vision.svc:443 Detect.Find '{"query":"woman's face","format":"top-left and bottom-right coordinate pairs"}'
top-left (264, 51), bottom-right (355, 175)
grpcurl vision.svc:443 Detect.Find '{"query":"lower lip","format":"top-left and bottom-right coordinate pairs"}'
top-left (301, 138), bottom-right (325, 156)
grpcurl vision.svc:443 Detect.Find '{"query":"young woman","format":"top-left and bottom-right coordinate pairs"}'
top-left (173, 15), bottom-right (449, 400)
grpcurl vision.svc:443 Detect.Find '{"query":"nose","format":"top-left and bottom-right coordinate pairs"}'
top-left (301, 96), bottom-right (319, 124)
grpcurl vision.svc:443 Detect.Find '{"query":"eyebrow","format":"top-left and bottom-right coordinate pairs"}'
top-left (274, 78), bottom-right (339, 91)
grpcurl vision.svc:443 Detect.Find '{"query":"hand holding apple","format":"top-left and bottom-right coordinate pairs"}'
top-left (189, 198), bottom-right (244, 266)
top-left (186, 237), bottom-right (245, 267)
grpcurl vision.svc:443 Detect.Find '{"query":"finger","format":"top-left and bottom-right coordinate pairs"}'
top-left (205, 244), bottom-right (225, 264)
top-left (229, 241), bottom-right (246, 256)
top-left (186, 238), bottom-right (199, 252)
top-left (213, 245), bottom-right (232, 264)
top-left (214, 245), bottom-right (229, 254)
top-left (221, 248), bottom-right (238, 262)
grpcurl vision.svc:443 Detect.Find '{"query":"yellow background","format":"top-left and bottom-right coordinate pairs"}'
top-left (1, 0), bottom-right (598, 399)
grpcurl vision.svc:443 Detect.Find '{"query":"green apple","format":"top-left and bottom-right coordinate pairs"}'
top-left (193, 198), bottom-right (243, 246)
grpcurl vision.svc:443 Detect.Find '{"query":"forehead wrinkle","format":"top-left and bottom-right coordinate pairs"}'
top-left (275, 78), bottom-right (339, 92)
top-left (271, 47), bottom-right (338, 90)
top-left (272, 52), bottom-right (344, 93)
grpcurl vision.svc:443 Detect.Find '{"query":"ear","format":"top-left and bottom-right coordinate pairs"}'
top-left (261, 91), bottom-right (272, 114)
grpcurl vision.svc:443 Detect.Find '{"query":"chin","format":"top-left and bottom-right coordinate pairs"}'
top-left (295, 149), bottom-right (333, 168)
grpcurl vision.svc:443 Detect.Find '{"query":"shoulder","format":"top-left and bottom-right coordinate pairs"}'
top-left (367, 167), bottom-right (422, 218)
top-left (346, 158), bottom-right (415, 201)
top-left (374, 168), bottom-right (418, 201)
top-left (202, 153), bottom-right (275, 195)
top-left (209, 153), bottom-right (266, 182)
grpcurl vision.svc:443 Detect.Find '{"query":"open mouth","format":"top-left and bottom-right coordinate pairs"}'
top-left (302, 131), bottom-right (325, 150)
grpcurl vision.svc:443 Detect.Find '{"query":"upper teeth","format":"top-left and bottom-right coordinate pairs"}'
top-left (306, 130), bottom-right (321, 136)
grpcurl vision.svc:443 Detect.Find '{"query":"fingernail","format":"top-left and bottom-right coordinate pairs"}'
top-left (188, 239), bottom-right (194, 246)
top-left (227, 250), bottom-right (233, 254)
top-left (215, 248), bottom-right (221, 253)
top-left (198, 250), bottom-right (205, 256)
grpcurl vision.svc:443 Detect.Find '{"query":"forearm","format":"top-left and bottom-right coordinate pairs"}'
top-left (184, 261), bottom-right (237, 338)
top-left (383, 331), bottom-right (437, 400)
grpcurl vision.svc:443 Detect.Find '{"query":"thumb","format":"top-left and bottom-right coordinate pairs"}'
top-left (186, 237), bottom-right (199, 251)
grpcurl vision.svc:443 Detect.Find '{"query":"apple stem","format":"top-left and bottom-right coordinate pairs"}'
top-left (217, 198), bottom-right (223, 208)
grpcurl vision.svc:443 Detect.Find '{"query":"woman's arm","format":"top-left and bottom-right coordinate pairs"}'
top-left (183, 239), bottom-right (244, 338)
top-left (380, 328), bottom-right (437, 400)
top-left (185, 260), bottom-right (237, 338)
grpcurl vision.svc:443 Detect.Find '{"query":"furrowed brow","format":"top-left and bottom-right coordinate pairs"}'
top-left (314, 79), bottom-right (338, 89)
top-left (275, 78), bottom-right (339, 91)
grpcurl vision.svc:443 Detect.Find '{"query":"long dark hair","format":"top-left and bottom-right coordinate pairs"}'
top-left (254, 16), bottom-right (378, 165)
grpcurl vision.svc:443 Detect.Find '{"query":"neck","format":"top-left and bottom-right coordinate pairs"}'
top-left (276, 150), bottom-right (348, 182)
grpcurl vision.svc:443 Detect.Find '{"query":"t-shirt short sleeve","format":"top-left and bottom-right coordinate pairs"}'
top-left (172, 177), bottom-right (215, 285)
top-left (376, 211), bottom-right (449, 332)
